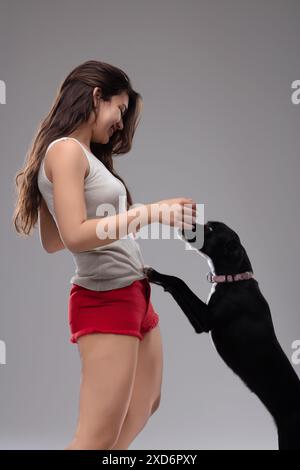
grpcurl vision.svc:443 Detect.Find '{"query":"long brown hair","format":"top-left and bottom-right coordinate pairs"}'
top-left (13, 60), bottom-right (143, 236)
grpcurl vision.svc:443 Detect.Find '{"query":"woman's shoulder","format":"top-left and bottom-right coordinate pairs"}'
top-left (43, 137), bottom-right (90, 183)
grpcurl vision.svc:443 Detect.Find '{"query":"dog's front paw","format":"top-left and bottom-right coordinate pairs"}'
top-left (143, 266), bottom-right (155, 280)
top-left (143, 266), bottom-right (165, 286)
top-left (143, 266), bottom-right (161, 282)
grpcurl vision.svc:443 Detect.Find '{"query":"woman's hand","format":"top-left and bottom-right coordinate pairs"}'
top-left (150, 198), bottom-right (198, 230)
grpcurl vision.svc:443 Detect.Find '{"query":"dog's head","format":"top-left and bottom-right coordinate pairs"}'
top-left (179, 221), bottom-right (247, 272)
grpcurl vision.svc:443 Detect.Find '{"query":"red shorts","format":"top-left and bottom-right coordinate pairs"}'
top-left (68, 278), bottom-right (159, 344)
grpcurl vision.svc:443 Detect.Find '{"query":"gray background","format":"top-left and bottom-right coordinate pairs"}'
top-left (1, 0), bottom-right (299, 450)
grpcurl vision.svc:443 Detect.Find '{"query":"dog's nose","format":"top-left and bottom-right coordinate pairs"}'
top-left (204, 223), bottom-right (209, 232)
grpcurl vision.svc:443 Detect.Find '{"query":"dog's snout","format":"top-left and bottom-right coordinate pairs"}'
top-left (203, 223), bottom-right (215, 237)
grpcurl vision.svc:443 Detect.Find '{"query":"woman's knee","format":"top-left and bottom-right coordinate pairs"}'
top-left (150, 394), bottom-right (161, 415)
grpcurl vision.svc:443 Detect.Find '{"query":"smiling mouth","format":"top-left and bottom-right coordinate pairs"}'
top-left (109, 126), bottom-right (114, 136)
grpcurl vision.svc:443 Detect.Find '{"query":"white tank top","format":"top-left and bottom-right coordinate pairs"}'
top-left (37, 137), bottom-right (146, 291)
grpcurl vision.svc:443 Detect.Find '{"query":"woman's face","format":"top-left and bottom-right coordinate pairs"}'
top-left (91, 88), bottom-right (129, 144)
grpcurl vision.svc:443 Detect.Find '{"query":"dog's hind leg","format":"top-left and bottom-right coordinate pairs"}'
top-left (278, 413), bottom-right (300, 450)
top-left (212, 327), bottom-right (300, 450)
top-left (144, 268), bottom-right (211, 333)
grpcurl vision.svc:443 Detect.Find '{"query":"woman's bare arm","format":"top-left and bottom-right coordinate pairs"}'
top-left (47, 139), bottom-right (153, 253)
top-left (38, 196), bottom-right (66, 253)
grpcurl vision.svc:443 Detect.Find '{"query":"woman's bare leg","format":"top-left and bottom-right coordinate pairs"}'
top-left (65, 332), bottom-right (140, 450)
top-left (110, 324), bottom-right (163, 450)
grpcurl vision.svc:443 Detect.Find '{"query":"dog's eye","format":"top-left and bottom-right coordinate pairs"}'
top-left (208, 226), bottom-right (213, 232)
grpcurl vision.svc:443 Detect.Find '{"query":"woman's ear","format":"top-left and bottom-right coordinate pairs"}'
top-left (92, 87), bottom-right (101, 108)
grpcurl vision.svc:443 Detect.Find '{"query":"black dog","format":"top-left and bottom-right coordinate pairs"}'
top-left (144, 221), bottom-right (300, 450)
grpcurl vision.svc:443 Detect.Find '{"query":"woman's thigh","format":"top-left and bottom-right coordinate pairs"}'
top-left (73, 332), bottom-right (140, 448)
top-left (128, 323), bottom-right (163, 417)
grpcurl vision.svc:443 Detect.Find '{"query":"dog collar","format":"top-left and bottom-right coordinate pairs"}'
top-left (206, 271), bottom-right (255, 283)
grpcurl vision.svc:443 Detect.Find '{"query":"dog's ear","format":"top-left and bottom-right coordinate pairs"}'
top-left (224, 239), bottom-right (243, 263)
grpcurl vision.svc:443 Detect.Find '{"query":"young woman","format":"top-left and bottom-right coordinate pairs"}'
top-left (13, 60), bottom-right (197, 450)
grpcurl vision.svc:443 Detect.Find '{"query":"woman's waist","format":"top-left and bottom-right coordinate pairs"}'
top-left (72, 236), bottom-right (140, 255)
